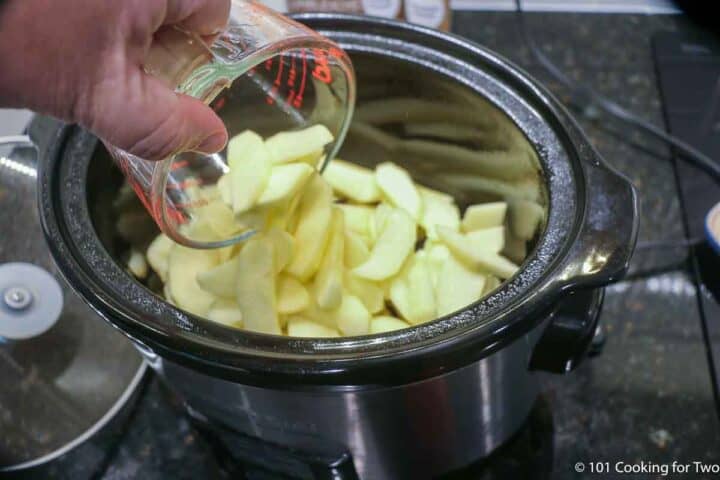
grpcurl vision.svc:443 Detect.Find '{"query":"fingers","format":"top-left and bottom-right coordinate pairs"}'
top-left (164, 0), bottom-right (231, 36)
top-left (87, 69), bottom-right (227, 161)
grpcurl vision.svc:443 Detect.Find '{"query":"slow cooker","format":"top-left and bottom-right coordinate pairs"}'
top-left (36, 15), bottom-right (638, 479)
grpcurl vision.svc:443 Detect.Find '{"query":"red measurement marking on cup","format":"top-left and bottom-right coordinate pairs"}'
top-left (293, 49), bottom-right (307, 109)
top-left (311, 48), bottom-right (332, 84)
top-left (265, 58), bottom-right (273, 71)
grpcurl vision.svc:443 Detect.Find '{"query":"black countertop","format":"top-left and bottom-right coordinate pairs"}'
top-left (70, 11), bottom-right (720, 480)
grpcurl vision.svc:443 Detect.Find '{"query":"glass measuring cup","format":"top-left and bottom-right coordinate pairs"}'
top-left (107, 0), bottom-right (355, 249)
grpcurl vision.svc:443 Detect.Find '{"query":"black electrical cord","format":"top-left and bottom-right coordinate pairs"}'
top-left (514, 0), bottom-right (720, 184)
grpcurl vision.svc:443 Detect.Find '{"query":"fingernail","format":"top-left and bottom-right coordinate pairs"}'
top-left (197, 132), bottom-right (227, 154)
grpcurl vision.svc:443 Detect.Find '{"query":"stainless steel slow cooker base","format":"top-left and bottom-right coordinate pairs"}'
top-left (161, 330), bottom-right (542, 479)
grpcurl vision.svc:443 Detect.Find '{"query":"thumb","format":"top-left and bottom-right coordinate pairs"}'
top-left (86, 68), bottom-right (227, 161)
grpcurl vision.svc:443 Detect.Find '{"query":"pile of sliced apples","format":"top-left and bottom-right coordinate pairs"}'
top-left (140, 126), bottom-right (542, 337)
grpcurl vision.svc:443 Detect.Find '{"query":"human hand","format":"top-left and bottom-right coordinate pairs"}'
top-left (0, 0), bottom-right (230, 160)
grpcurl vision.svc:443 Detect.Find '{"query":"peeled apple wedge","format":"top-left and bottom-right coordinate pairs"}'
top-left (461, 202), bottom-right (508, 232)
top-left (227, 130), bottom-right (271, 214)
top-left (217, 174), bottom-right (231, 204)
top-left (353, 208), bottom-right (416, 281)
top-left (127, 249), bottom-right (148, 279)
top-left (435, 254), bottom-right (487, 317)
top-left (419, 186), bottom-right (455, 204)
top-left (466, 226), bottom-right (505, 254)
top-left (147, 234), bottom-right (175, 282)
top-left (339, 204), bottom-right (373, 238)
top-left (196, 201), bottom-right (238, 239)
top-left (235, 236), bottom-right (280, 334)
top-left (314, 208), bottom-right (345, 310)
top-left (375, 162), bottom-right (422, 221)
top-left (286, 174), bottom-right (333, 281)
top-left (266, 227), bottom-right (295, 274)
top-left (369, 203), bottom-right (394, 243)
top-left (286, 316), bottom-right (340, 337)
top-left (323, 159), bottom-right (381, 203)
top-left (370, 315), bottom-right (410, 334)
top-left (335, 295), bottom-right (371, 336)
top-left (277, 274), bottom-right (310, 314)
top-left (257, 163), bottom-right (314, 207)
top-left (508, 200), bottom-right (545, 240)
top-left (344, 272), bottom-right (384, 314)
top-left (206, 299), bottom-right (243, 327)
top-left (405, 255), bottom-right (436, 324)
top-left (437, 227), bottom-right (519, 279)
top-left (389, 255), bottom-right (435, 324)
top-left (265, 125), bottom-right (334, 164)
top-left (420, 189), bottom-right (461, 240)
top-left (196, 256), bottom-right (240, 298)
top-left (484, 275), bottom-right (501, 295)
top-left (344, 231), bottom-right (370, 268)
top-left (167, 245), bottom-right (219, 317)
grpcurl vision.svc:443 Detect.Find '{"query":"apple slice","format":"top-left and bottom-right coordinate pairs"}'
top-left (196, 200), bottom-right (239, 239)
top-left (314, 208), bottom-right (345, 310)
top-left (167, 245), bottom-right (219, 317)
top-left (206, 299), bottom-right (243, 327)
top-left (344, 231), bottom-right (370, 268)
top-left (419, 185), bottom-right (455, 204)
top-left (266, 227), bottom-right (295, 273)
top-left (236, 236), bottom-right (280, 334)
top-left (354, 208), bottom-right (416, 281)
top-left (375, 162), bottom-right (422, 221)
top-left (509, 200), bottom-right (545, 240)
top-left (287, 316), bottom-right (340, 337)
top-left (461, 202), bottom-right (507, 232)
top-left (502, 229), bottom-right (527, 264)
top-left (420, 189), bottom-right (460, 240)
top-left (344, 272), bottom-right (384, 314)
top-left (437, 226), bottom-right (519, 279)
top-left (146, 233), bottom-right (175, 282)
top-left (435, 254), bottom-right (486, 317)
top-left (483, 275), bottom-right (501, 295)
top-left (368, 202), bottom-right (393, 243)
top-left (277, 274), bottom-right (310, 315)
top-left (196, 256), bottom-right (240, 298)
top-left (335, 295), bottom-right (371, 336)
top-left (323, 159), bottom-right (381, 203)
top-left (286, 174), bottom-right (334, 281)
top-left (370, 315), bottom-right (410, 334)
top-left (217, 173), bottom-right (231, 205)
top-left (127, 249), bottom-right (148, 279)
top-left (227, 130), bottom-right (271, 214)
top-left (257, 163), bottom-right (314, 207)
top-left (389, 254), bottom-right (435, 324)
top-left (405, 255), bottom-right (436, 324)
top-left (338, 204), bottom-right (373, 237)
top-left (466, 226), bottom-right (504, 254)
top-left (265, 125), bottom-right (334, 164)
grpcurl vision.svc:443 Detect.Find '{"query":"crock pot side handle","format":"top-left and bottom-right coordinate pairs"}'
top-left (554, 160), bottom-right (639, 292)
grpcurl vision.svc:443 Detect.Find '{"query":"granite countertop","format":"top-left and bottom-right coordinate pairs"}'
top-left (67, 11), bottom-right (719, 480)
